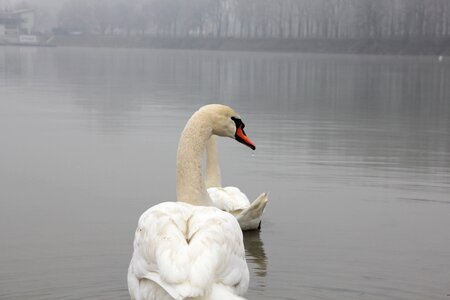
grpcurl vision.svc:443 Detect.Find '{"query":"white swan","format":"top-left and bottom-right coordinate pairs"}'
top-left (206, 136), bottom-right (268, 231)
top-left (128, 104), bottom-right (256, 300)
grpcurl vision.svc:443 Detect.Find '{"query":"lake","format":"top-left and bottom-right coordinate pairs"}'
top-left (1, 47), bottom-right (449, 300)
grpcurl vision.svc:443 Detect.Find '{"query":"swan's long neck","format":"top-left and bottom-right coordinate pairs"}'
top-left (176, 111), bottom-right (213, 206)
top-left (205, 135), bottom-right (222, 188)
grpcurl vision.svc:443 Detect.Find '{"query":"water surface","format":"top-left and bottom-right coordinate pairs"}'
top-left (1, 47), bottom-right (450, 299)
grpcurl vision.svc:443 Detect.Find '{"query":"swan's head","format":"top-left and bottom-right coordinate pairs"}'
top-left (199, 104), bottom-right (256, 150)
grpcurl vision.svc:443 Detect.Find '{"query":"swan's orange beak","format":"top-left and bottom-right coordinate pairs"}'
top-left (236, 125), bottom-right (256, 150)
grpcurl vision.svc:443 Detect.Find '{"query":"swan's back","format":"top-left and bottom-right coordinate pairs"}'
top-left (128, 202), bottom-right (249, 300)
top-left (207, 187), bottom-right (250, 213)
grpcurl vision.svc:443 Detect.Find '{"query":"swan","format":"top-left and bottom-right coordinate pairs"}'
top-left (206, 135), bottom-right (268, 231)
top-left (128, 104), bottom-right (256, 300)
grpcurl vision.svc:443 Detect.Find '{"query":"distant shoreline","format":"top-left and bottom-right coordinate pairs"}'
top-left (9, 35), bottom-right (450, 56)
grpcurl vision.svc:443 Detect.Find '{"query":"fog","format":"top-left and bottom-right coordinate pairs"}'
top-left (3, 0), bottom-right (450, 42)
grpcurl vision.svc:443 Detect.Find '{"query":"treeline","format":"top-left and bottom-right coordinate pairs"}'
top-left (55, 0), bottom-right (450, 40)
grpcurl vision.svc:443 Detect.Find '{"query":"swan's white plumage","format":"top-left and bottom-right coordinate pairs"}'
top-left (207, 187), bottom-right (250, 212)
top-left (128, 202), bottom-right (249, 300)
top-left (207, 189), bottom-right (269, 231)
top-left (205, 136), bottom-right (268, 231)
top-left (128, 105), bottom-right (252, 300)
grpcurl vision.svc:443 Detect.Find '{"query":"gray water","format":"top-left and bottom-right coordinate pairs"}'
top-left (1, 47), bottom-right (450, 300)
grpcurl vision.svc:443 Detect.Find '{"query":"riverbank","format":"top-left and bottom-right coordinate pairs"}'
top-left (25, 35), bottom-right (450, 56)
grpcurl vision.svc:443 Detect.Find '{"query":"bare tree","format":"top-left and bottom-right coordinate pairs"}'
top-left (50, 0), bottom-right (450, 41)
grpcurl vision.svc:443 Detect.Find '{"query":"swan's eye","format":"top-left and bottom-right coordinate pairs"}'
top-left (231, 116), bottom-right (244, 128)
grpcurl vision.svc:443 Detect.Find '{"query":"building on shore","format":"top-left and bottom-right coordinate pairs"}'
top-left (0, 9), bottom-right (36, 44)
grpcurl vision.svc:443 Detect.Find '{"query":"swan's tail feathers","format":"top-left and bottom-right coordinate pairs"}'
top-left (204, 284), bottom-right (247, 300)
top-left (236, 192), bottom-right (268, 231)
top-left (141, 274), bottom-right (247, 300)
top-left (142, 272), bottom-right (183, 300)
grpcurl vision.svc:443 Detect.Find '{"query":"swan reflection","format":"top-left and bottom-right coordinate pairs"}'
top-left (243, 230), bottom-right (268, 278)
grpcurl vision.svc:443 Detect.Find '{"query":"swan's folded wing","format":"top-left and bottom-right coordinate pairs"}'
top-left (208, 187), bottom-right (250, 212)
top-left (128, 202), bottom-right (192, 299)
top-left (236, 192), bottom-right (269, 231)
top-left (185, 206), bottom-right (249, 296)
top-left (128, 202), bottom-right (249, 299)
